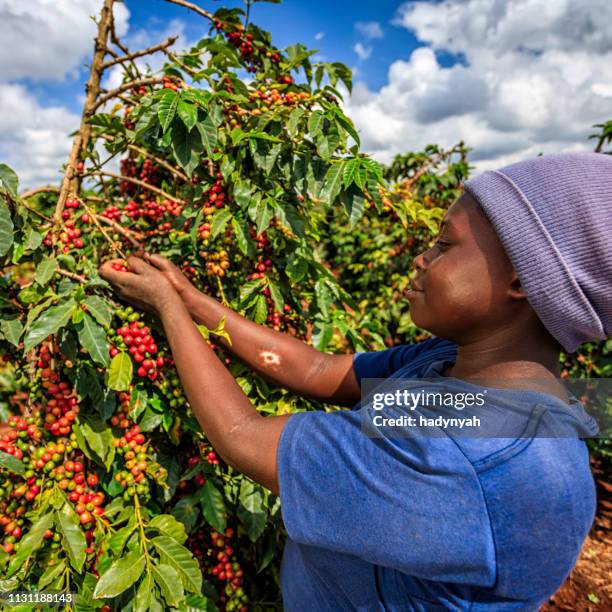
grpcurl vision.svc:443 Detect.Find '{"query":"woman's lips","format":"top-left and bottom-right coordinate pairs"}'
top-left (405, 280), bottom-right (424, 299)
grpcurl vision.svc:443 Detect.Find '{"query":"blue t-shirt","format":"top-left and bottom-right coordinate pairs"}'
top-left (277, 337), bottom-right (599, 611)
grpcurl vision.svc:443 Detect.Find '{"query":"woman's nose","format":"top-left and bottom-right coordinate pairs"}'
top-left (413, 250), bottom-right (428, 273)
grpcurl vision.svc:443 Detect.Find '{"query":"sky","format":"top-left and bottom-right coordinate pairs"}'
top-left (1, 0), bottom-right (611, 188)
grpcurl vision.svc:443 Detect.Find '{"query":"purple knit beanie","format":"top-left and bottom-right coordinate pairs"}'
top-left (463, 152), bottom-right (612, 354)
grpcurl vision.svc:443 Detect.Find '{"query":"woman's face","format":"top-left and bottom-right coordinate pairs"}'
top-left (406, 192), bottom-right (522, 343)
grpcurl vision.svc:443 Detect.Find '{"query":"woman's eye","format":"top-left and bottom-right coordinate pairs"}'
top-left (435, 239), bottom-right (451, 249)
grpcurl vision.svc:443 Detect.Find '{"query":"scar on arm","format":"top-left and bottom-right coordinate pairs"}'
top-left (259, 350), bottom-right (282, 368)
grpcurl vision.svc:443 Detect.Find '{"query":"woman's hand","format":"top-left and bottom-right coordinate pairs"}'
top-left (139, 252), bottom-right (198, 300)
top-left (98, 255), bottom-right (182, 318)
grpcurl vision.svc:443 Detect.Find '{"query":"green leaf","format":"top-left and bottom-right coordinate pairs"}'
top-left (341, 188), bottom-right (365, 227)
top-left (308, 110), bottom-right (324, 136)
top-left (83, 295), bottom-right (113, 328)
top-left (315, 279), bottom-right (332, 318)
top-left (0, 450), bottom-right (26, 475)
top-left (77, 414), bottom-right (115, 469)
top-left (72, 307), bottom-right (85, 325)
top-left (0, 318), bottom-right (23, 347)
top-left (158, 90), bottom-right (179, 133)
top-left (55, 503), bottom-right (86, 572)
top-left (24, 225), bottom-right (43, 251)
top-left (252, 294), bottom-right (267, 324)
top-left (23, 297), bottom-right (76, 352)
top-left (248, 198), bottom-right (274, 236)
top-left (171, 120), bottom-right (202, 176)
top-left (0, 164), bottom-right (19, 197)
top-left (151, 536), bottom-right (202, 594)
top-left (93, 551), bottom-right (146, 599)
top-left (177, 98), bottom-right (198, 130)
top-left (0, 199), bottom-right (14, 257)
top-left (128, 385), bottom-right (148, 421)
top-left (238, 278), bottom-right (265, 305)
top-left (7, 512), bottom-right (54, 576)
top-left (152, 563), bottom-right (184, 608)
top-left (198, 480), bottom-right (226, 533)
top-left (210, 208), bottom-right (233, 241)
top-left (171, 495), bottom-right (201, 533)
top-left (316, 124), bottom-right (339, 159)
top-left (38, 558), bottom-right (66, 590)
top-left (267, 280), bottom-right (284, 312)
top-left (231, 218), bottom-right (253, 257)
top-left (320, 162), bottom-right (344, 204)
top-left (148, 514), bottom-right (188, 544)
top-left (197, 114), bottom-right (218, 155)
top-left (312, 321), bottom-right (334, 351)
top-left (333, 109), bottom-right (360, 145)
top-left (135, 572), bottom-right (154, 612)
top-left (232, 179), bottom-right (252, 209)
top-left (108, 517), bottom-right (137, 557)
top-left (138, 405), bottom-right (163, 432)
top-left (288, 108), bottom-right (304, 136)
top-left (34, 256), bottom-right (58, 287)
top-left (285, 253), bottom-right (308, 283)
top-left (237, 480), bottom-right (267, 542)
top-left (343, 158), bottom-right (361, 189)
top-left (107, 352), bottom-right (133, 391)
top-left (77, 313), bottom-right (109, 366)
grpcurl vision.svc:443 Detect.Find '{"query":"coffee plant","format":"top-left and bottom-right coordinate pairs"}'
top-left (0, 0), bottom-right (393, 609)
top-left (0, 0), bottom-right (609, 610)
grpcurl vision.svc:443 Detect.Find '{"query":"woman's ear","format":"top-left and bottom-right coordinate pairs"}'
top-left (508, 272), bottom-right (527, 300)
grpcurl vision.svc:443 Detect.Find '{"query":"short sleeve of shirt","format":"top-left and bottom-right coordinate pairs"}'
top-left (352, 336), bottom-right (457, 385)
top-left (277, 408), bottom-right (496, 585)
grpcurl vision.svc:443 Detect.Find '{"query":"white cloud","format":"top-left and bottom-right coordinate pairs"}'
top-left (0, 84), bottom-right (78, 188)
top-left (343, 0), bottom-right (612, 171)
top-left (0, 0), bottom-right (129, 81)
top-left (314, 31), bottom-right (325, 41)
top-left (353, 42), bottom-right (372, 61)
top-left (355, 21), bottom-right (383, 40)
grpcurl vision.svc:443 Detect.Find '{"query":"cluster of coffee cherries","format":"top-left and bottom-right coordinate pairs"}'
top-left (0, 422), bottom-right (106, 555)
top-left (261, 288), bottom-right (293, 331)
top-left (124, 199), bottom-right (164, 222)
top-left (43, 380), bottom-right (80, 438)
top-left (201, 174), bottom-right (227, 215)
top-left (110, 260), bottom-right (129, 273)
top-left (162, 75), bottom-right (179, 91)
top-left (246, 86), bottom-right (308, 118)
top-left (251, 229), bottom-right (272, 255)
top-left (188, 526), bottom-right (248, 612)
top-left (158, 373), bottom-right (188, 410)
top-left (118, 157), bottom-right (160, 195)
top-left (0, 485), bottom-right (26, 554)
top-left (112, 420), bottom-right (155, 502)
top-left (43, 196), bottom-right (88, 252)
top-left (51, 453), bottom-right (105, 540)
top-left (199, 249), bottom-right (230, 278)
top-left (248, 258), bottom-right (273, 281)
top-left (107, 308), bottom-right (166, 380)
top-left (188, 444), bottom-right (220, 469)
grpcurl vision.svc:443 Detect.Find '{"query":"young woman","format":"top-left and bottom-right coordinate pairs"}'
top-left (99, 151), bottom-right (611, 611)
